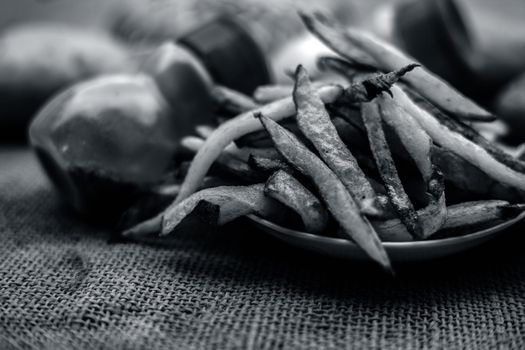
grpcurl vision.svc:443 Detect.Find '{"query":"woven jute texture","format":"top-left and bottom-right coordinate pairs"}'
top-left (1, 147), bottom-right (525, 350)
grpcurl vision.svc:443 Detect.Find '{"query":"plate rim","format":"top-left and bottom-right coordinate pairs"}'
top-left (247, 211), bottom-right (525, 249)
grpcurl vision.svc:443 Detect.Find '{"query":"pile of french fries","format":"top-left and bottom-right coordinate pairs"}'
top-left (123, 13), bottom-right (525, 271)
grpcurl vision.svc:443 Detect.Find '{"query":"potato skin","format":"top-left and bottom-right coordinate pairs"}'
top-left (0, 23), bottom-right (136, 134)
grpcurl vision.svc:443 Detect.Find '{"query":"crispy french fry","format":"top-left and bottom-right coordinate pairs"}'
top-left (444, 201), bottom-right (525, 229)
top-left (265, 170), bottom-right (329, 233)
top-left (257, 112), bottom-right (391, 271)
top-left (175, 69), bottom-right (410, 203)
top-left (340, 64), bottom-right (419, 103)
top-left (301, 12), bottom-right (494, 121)
top-left (163, 183), bottom-right (279, 234)
top-left (293, 65), bottom-right (381, 215)
top-left (124, 184), bottom-right (281, 237)
top-left (373, 167), bottom-right (446, 241)
top-left (373, 192), bottom-right (446, 242)
top-left (377, 94), bottom-right (433, 182)
top-left (377, 200), bottom-right (525, 242)
top-left (362, 101), bottom-right (422, 238)
top-left (391, 86), bottom-right (525, 192)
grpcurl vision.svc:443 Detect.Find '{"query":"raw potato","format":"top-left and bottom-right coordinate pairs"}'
top-left (265, 170), bottom-right (328, 233)
top-left (258, 113), bottom-right (391, 271)
top-left (0, 23), bottom-right (136, 130)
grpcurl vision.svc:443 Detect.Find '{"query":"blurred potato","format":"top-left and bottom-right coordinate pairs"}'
top-left (0, 23), bottom-right (137, 136)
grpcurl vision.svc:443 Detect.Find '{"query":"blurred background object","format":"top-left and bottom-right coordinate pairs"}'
top-left (390, 0), bottom-right (525, 102)
top-left (0, 23), bottom-right (137, 139)
top-left (496, 73), bottom-right (525, 143)
top-left (1, 0), bottom-right (525, 150)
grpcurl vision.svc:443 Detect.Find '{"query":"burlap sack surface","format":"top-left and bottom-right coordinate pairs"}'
top-left (1, 147), bottom-right (524, 349)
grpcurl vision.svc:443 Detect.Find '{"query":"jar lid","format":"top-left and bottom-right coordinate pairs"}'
top-left (179, 17), bottom-right (272, 94)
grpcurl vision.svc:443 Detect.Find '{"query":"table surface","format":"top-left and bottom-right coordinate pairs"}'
top-left (1, 146), bottom-right (524, 350)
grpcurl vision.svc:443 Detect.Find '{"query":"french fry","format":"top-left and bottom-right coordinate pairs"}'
top-left (377, 94), bottom-right (433, 182)
top-left (431, 145), bottom-right (524, 202)
top-left (293, 65), bottom-right (382, 215)
top-left (391, 86), bottom-right (525, 192)
top-left (377, 200), bottom-right (525, 242)
top-left (443, 201), bottom-right (525, 229)
top-left (253, 82), bottom-right (328, 104)
top-left (373, 192), bottom-right (446, 242)
top-left (301, 12), bottom-right (494, 121)
top-left (317, 56), bottom-right (375, 84)
top-left (257, 112), bottom-right (391, 272)
top-left (265, 170), bottom-right (329, 233)
top-left (175, 68), bottom-right (412, 204)
top-left (123, 184), bottom-right (281, 237)
top-left (340, 64), bottom-right (419, 103)
top-left (362, 101), bottom-right (422, 238)
top-left (180, 136), bottom-right (265, 183)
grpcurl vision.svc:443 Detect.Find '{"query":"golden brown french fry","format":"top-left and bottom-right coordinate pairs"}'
top-left (257, 112), bottom-right (392, 271)
top-left (301, 12), bottom-right (494, 121)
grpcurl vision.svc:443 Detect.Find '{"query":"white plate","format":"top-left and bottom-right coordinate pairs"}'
top-left (247, 211), bottom-right (525, 262)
